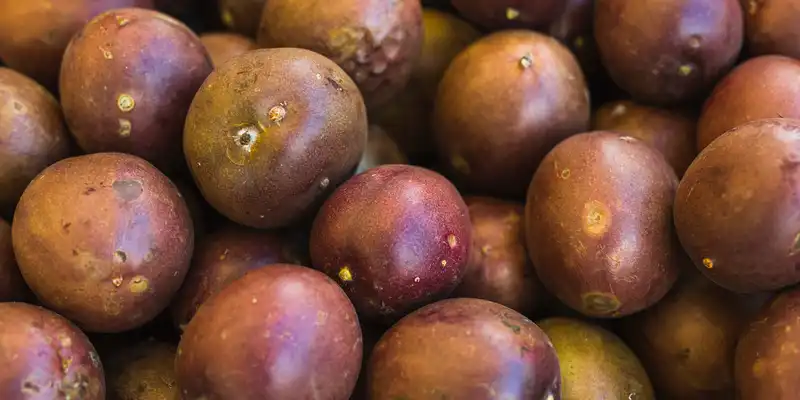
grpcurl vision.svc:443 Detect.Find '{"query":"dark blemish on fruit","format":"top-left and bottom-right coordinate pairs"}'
top-left (519, 53), bottom-right (533, 69)
top-left (501, 319), bottom-right (521, 334)
top-left (582, 292), bottom-right (622, 315)
top-left (13, 101), bottom-right (23, 111)
top-left (327, 77), bottom-right (344, 92)
top-left (112, 180), bottom-right (143, 202)
top-left (21, 381), bottom-right (40, 394)
top-left (113, 250), bottom-right (127, 263)
top-left (678, 347), bottom-right (691, 362)
top-left (83, 187), bottom-right (96, 195)
top-left (62, 222), bottom-right (72, 232)
top-left (72, 249), bottom-right (79, 256)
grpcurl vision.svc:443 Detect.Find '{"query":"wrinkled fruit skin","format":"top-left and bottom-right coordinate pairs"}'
top-left (105, 341), bottom-right (178, 400)
top-left (199, 32), bottom-right (257, 68)
top-left (697, 55), bottom-right (800, 151)
top-left (450, 0), bottom-right (566, 30)
top-left (0, 303), bottom-right (105, 400)
top-left (0, 218), bottom-right (26, 301)
top-left (310, 164), bottom-right (471, 322)
top-left (171, 224), bottom-right (306, 328)
top-left (741, 0), bottom-right (800, 59)
top-left (453, 196), bottom-right (544, 317)
top-left (593, 100), bottom-right (697, 177)
top-left (526, 131), bottom-right (681, 318)
top-left (257, 0), bottom-right (424, 108)
top-left (0, 67), bottom-right (71, 217)
top-left (176, 264), bottom-right (363, 400)
top-left (60, 8), bottom-right (212, 175)
top-left (12, 153), bottom-right (195, 333)
top-left (736, 288), bottom-right (800, 399)
top-left (355, 125), bottom-right (409, 174)
top-left (184, 48), bottom-right (368, 229)
top-left (539, 317), bottom-right (654, 400)
top-left (0, 0), bottom-right (155, 91)
top-left (367, 298), bottom-right (561, 399)
top-left (218, 0), bottom-right (266, 37)
top-left (434, 30), bottom-right (590, 198)
top-left (594, 0), bottom-right (743, 105)
top-left (675, 118), bottom-right (800, 293)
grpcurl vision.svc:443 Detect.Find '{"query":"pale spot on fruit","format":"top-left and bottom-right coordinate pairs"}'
top-left (59, 335), bottom-right (72, 347)
top-left (316, 311), bottom-right (328, 325)
top-left (320, 177), bottom-right (330, 189)
top-left (619, 136), bottom-right (637, 142)
top-left (702, 258), bottom-right (714, 269)
top-left (519, 53), bottom-right (533, 69)
top-left (268, 104), bottom-right (287, 125)
top-left (506, 7), bottom-right (520, 20)
top-left (226, 125), bottom-right (259, 166)
top-left (117, 94), bottom-right (135, 112)
top-left (221, 8), bottom-right (234, 27)
top-left (790, 232), bottom-right (800, 255)
top-left (451, 154), bottom-right (471, 175)
top-left (611, 103), bottom-right (627, 118)
top-left (573, 36), bottom-right (584, 49)
top-left (447, 234), bottom-right (458, 248)
top-left (748, 0), bottom-right (758, 15)
top-left (584, 201), bottom-right (611, 237)
top-left (481, 245), bottom-right (491, 255)
top-left (61, 356), bottom-right (72, 373)
top-left (129, 276), bottom-right (149, 294)
top-left (414, 277), bottom-right (420, 283)
top-left (678, 64), bottom-right (694, 76)
top-left (111, 275), bottom-right (123, 287)
top-left (688, 35), bottom-right (702, 49)
top-left (99, 46), bottom-right (113, 59)
top-left (251, 297), bottom-right (258, 304)
top-left (118, 118), bottom-right (131, 137)
top-left (582, 292), bottom-right (621, 315)
top-left (559, 168), bottom-right (571, 179)
top-left (338, 266), bottom-right (353, 282)
top-left (752, 358), bottom-right (766, 377)
top-left (112, 180), bottom-right (143, 201)
top-left (116, 16), bottom-right (129, 27)
top-left (441, 259), bottom-right (447, 267)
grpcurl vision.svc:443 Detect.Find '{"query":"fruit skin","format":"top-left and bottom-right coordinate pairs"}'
top-left (0, 0), bottom-right (155, 91)
top-left (594, 0), bottom-right (743, 105)
top-left (367, 298), bottom-right (561, 399)
top-left (617, 270), bottom-right (749, 399)
top-left (450, 0), bottom-right (566, 30)
top-left (434, 30), bottom-right (590, 198)
top-left (0, 218), bottom-right (26, 301)
top-left (104, 340), bottom-right (178, 400)
top-left (12, 152), bottom-right (194, 333)
top-left (593, 100), bottom-right (697, 177)
top-left (525, 131), bottom-right (680, 317)
top-left (697, 55), bottom-right (800, 151)
top-left (547, 0), bottom-right (596, 75)
top-left (452, 196), bottom-right (544, 317)
top-left (59, 8), bottom-right (212, 175)
top-left (176, 264), bottom-right (363, 400)
top-left (310, 164), bottom-right (471, 322)
top-left (735, 287), bottom-right (800, 399)
top-left (218, 0), bottom-right (266, 37)
top-left (675, 118), bottom-right (800, 293)
top-left (257, 0), bottom-right (424, 108)
top-left (184, 47), bottom-right (368, 230)
top-left (170, 224), bottom-right (307, 329)
top-left (741, 0), bottom-right (800, 59)
top-left (200, 32), bottom-right (257, 68)
top-left (0, 67), bottom-right (71, 217)
top-left (355, 125), bottom-right (409, 174)
top-left (0, 302), bottom-right (105, 400)
top-left (539, 317), bottom-right (654, 400)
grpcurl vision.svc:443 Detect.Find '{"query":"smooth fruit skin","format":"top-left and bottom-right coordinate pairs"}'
top-left (742, 0), bottom-right (800, 59)
top-left (310, 164), bottom-right (471, 322)
top-left (450, 0), bottom-right (566, 30)
top-left (59, 8), bottom-right (212, 175)
top-left (0, 218), bottom-right (26, 301)
top-left (184, 47), bottom-right (368, 230)
top-left (594, 0), bottom-right (743, 105)
top-left (525, 131), bottom-right (681, 318)
top-left (697, 55), bottom-right (800, 151)
top-left (176, 264), bottom-right (363, 400)
top-left (12, 153), bottom-right (194, 333)
top-left (0, 303), bottom-right (105, 400)
top-left (200, 32), bottom-right (257, 68)
top-left (367, 298), bottom-right (561, 399)
top-left (675, 118), bottom-right (800, 293)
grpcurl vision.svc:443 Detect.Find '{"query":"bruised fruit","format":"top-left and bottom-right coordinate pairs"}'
top-left (171, 224), bottom-right (306, 328)
top-left (60, 8), bottom-right (212, 175)
top-left (12, 153), bottom-right (194, 333)
top-left (735, 287), bottom-right (800, 399)
top-left (218, 0), bottom-right (266, 37)
top-left (176, 264), bottom-right (362, 400)
top-left (0, 218), bottom-right (26, 301)
top-left (310, 165), bottom-right (471, 322)
top-left (697, 55), bottom-right (800, 151)
top-left (184, 48), bottom-right (368, 229)
top-left (0, 302), bottom-right (105, 400)
top-left (675, 118), bottom-right (800, 293)
top-left (0, 0), bottom-right (155, 90)
top-left (0, 67), bottom-right (70, 217)
top-left (594, 0), bottom-right (743, 105)
top-left (434, 30), bottom-right (590, 198)
top-left (450, 0), bottom-right (565, 30)
top-left (371, 9), bottom-right (481, 160)
top-left (742, 0), bottom-right (800, 59)
top-left (593, 100), bottom-right (697, 177)
top-left (525, 131), bottom-right (680, 317)
top-left (257, 0), bottom-right (424, 108)
top-left (355, 125), bottom-right (409, 174)
top-left (453, 196), bottom-right (544, 317)
top-left (539, 317), bottom-right (654, 400)
top-left (199, 32), bottom-right (257, 67)
top-left (367, 298), bottom-right (560, 399)
top-left (618, 271), bottom-right (749, 399)
top-left (105, 340), bottom-right (178, 400)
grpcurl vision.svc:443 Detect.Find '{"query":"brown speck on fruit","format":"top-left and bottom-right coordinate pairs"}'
top-left (111, 275), bottom-right (123, 287)
top-left (584, 201), bottom-right (611, 236)
top-left (582, 292), bottom-right (622, 314)
top-left (678, 64), bottom-right (694, 76)
top-left (268, 104), bottom-right (287, 124)
top-left (219, 249), bottom-right (229, 261)
top-left (112, 180), bottom-right (143, 201)
top-left (519, 53), bottom-right (534, 69)
top-left (320, 177), bottom-right (330, 189)
top-left (129, 276), bottom-right (149, 293)
top-left (688, 35), bottom-right (702, 49)
top-left (702, 257), bottom-right (714, 269)
top-left (481, 245), bottom-right (491, 255)
top-left (326, 76), bottom-right (344, 92)
top-left (338, 266), bottom-right (353, 282)
top-left (22, 381), bottom-right (40, 394)
top-left (441, 259), bottom-right (448, 267)
top-left (118, 118), bottom-right (131, 137)
top-left (559, 168), bottom-right (571, 179)
top-left (117, 94), bottom-right (135, 112)
top-left (447, 234), bottom-right (458, 249)
top-left (113, 250), bottom-right (127, 263)
top-left (99, 46), bottom-right (113, 59)
top-left (451, 154), bottom-right (471, 174)
top-left (501, 319), bottom-right (521, 334)
top-left (506, 7), bottom-right (520, 20)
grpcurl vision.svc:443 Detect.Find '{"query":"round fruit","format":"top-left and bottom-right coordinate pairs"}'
top-left (12, 153), bottom-right (194, 333)
top-left (105, 340), bottom-right (178, 400)
top-left (218, 0), bottom-right (266, 37)
top-left (176, 264), bottom-right (362, 400)
top-left (310, 164), bottom-right (471, 322)
top-left (434, 29), bottom-right (590, 198)
top-left (257, 0), bottom-right (424, 108)
top-left (199, 32), bottom-right (257, 67)
top-left (184, 47), bottom-right (368, 229)
top-left (450, 0), bottom-right (565, 30)
top-left (742, 0), bottom-right (800, 59)
top-left (60, 8), bottom-right (212, 174)
top-left (367, 298), bottom-right (561, 399)
top-left (0, 302), bottom-right (105, 400)
top-left (594, 0), bottom-right (743, 105)
top-left (675, 118), bottom-right (800, 293)
top-left (0, 67), bottom-right (71, 216)
top-left (0, 218), bottom-right (26, 301)
top-left (526, 131), bottom-right (680, 317)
